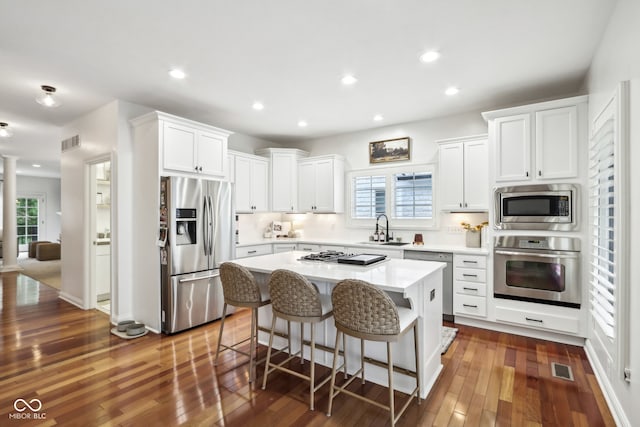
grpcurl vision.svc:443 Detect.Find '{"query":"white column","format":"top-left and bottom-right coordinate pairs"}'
top-left (2, 155), bottom-right (20, 272)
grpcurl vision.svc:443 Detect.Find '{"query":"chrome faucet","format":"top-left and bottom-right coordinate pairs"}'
top-left (376, 214), bottom-right (390, 242)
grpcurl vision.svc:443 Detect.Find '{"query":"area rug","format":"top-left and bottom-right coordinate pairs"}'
top-left (17, 257), bottom-right (61, 290)
top-left (441, 326), bottom-right (458, 354)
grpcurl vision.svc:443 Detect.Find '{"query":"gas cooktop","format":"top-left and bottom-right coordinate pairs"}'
top-left (299, 251), bottom-right (387, 266)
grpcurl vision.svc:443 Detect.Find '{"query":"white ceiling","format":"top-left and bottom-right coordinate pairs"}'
top-left (0, 0), bottom-right (617, 178)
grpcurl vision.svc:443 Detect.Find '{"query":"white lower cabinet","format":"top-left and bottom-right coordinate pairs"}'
top-left (235, 244), bottom-right (273, 259)
top-left (495, 304), bottom-right (580, 335)
top-left (297, 243), bottom-right (321, 252)
top-left (453, 254), bottom-right (487, 318)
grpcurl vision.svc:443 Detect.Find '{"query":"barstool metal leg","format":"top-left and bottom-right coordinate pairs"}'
top-left (248, 307), bottom-right (256, 382)
top-left (261, 314), bottom-right (278, 390)
top-left (361, 339), bottom-right (365, 384)
top-left (326, 329), bottom-right (342, 417)
top-left (387, 342), bottom-right (395, 427)
top-left (343, 332), bottom-right (347, 379)
top-left (300, 322), bottom-right (305, 364)
top-left (214, 303), bottom-right (228, 365)
top-left (309, 323), bottom-right (315, 410)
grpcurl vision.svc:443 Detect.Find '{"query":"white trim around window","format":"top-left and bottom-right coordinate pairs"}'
top-left (346, 163), bottom-right (438, 230)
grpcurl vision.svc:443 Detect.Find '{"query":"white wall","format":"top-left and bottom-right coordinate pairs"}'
top-left (229, 133), bottom-right (283, 153)
top-left (276, 110), bottom-right (490, 244)
top-left (584, 1), bottom-right (640, 425)
top-left (16, 175), bottom-right (61, 243)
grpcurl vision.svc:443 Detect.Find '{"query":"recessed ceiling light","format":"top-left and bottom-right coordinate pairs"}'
top-left (341, 74), bottom-right (358, 85)
top-left (0, 122), bottom-right (13, 138)
top-left (445, 86), bottom-right (460, 96)
top-left (36, 85), bottom-right (61, 108)
top-left (32, 164), bottom-right (41, 168)
top-left (373, 114), bottom-right (384, 122)
top-left (298, 121), bottom-right (308, 128)
top-left (252, 102), bottom-right (264, 111)
top-left (169, 69), bottom-right (186, 79)
top-left (419, 50), bottom-right (440, 63)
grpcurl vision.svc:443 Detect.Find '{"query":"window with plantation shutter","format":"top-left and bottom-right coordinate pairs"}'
top-left (352, 175), bottom-right (386, 218)
top-left (393, 172), bottom-right (433, 218)
top-left (348, 164), bottom-right (437, 229)
top-left (589, 117), bottom-right (615, 339)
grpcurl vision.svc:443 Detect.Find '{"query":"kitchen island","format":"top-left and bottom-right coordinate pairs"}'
top-left (232, 251), bottom-right (446, 399)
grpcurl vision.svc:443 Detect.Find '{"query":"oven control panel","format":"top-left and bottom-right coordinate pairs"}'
top-left (518, 238), bottom-right (549, 249)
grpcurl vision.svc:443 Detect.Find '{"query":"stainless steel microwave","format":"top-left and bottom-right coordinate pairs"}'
top-left (494, 184), bottom-right (579, 230)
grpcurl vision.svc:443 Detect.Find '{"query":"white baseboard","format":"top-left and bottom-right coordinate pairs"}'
top-left (58, 292), bottom-right (84, 309)
top-left (584, 339), bottom-right (631, 427)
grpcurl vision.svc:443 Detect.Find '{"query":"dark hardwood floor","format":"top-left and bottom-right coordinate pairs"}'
top-left (0, 272), bottom-right (616, 426)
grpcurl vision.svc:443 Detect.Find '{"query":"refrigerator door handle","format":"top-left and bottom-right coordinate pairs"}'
top-left (208, 195), bottom-right (215, 258)
top-left (178, 272), bottom-right (220, 283)
top-left (202, 195), bottom-right (209, 256)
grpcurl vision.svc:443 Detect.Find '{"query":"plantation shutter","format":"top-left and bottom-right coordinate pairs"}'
top-left (393, 172), bottom-right (433, 218)
top-left (589, 117), bottom-right (615, 339)
top-left (352, 175), bottom-right (386, 218)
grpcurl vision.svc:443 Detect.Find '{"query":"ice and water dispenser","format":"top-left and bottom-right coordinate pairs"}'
top-left (175, 208), bottom-right (197, 245)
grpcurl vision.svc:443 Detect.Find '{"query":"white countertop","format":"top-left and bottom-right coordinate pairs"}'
top-left (237, 237), bottom-right (489, 255)
top-left (232, 250), bottom-right (446, 293)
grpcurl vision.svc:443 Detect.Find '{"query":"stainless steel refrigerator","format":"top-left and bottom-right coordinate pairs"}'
top-left (160, 176), bottom-right (235, 334)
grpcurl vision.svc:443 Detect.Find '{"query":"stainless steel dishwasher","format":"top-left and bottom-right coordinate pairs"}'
top-left (404, 250), bottom-right (454, 321)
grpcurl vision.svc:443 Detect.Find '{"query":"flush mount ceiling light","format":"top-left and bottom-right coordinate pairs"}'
top-left (373, 114), bottom-right (384, 122)
top-left (36, 85), bottom-right (61, 107)
top-left (419, 50), bottom-right (440, 63)
top-left (297, 120), bottom-right (308, 128)
top-left (252, 101), bottom-right (264, 111)
top-left (445, 86), bottom-right (460, 96)
top-left (341, 74), bottom-right (358, 85)
top-left (32, 164), bottom-right (41, 168)
top-left (0, 122), bottom-right (13, 138)
top-left (169, 69), bottom-right (186, 79)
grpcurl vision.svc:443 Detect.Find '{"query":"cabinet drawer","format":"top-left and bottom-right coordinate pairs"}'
top-left (495, 306), bottom-right (579, 335)
top-left (454, 294), bottom-right (487, 317)
top-left (454, 280), bottom-right (486, 297)
top-left (273, 244), bottom-right (297, 253)
top-left (235, 244), bottom-right (273, 259)
top-left (297, 243), bottom-right (321, 252)
top-left (454, 254), bottom-right (487, 269)
top-left (454, 268), bottom-right (486, 283)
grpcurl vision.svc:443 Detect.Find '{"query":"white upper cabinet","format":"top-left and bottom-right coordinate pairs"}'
top-left (535, 106), bottom-right (578, 180)
top-left (438, 135), bottom-right (489, 211)
top-left (483, 96), bottom-right (586, 184)
top-left (132, 111), bottom-right (231, 180)
top-left (232, 151), bottom-right (269, 213)
top-left (161, 118), bottom-right (229, 179)
top-left (255, 148), bottom-right (309, 212)
top-left (298, 155), bottom-right (345, 213)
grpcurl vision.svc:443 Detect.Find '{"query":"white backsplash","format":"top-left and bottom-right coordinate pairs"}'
top-left (237, 211), bottom-right (489, 247)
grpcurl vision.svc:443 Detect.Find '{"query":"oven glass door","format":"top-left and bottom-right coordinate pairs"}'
top-left (505, 259), bottom-right (565, 292)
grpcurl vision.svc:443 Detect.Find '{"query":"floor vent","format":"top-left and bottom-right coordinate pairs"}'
top-left (551, 362), bottom-right (574, 381)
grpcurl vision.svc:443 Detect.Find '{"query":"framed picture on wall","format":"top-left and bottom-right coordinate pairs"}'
top-left (369, 137), bottom-right (410, 164)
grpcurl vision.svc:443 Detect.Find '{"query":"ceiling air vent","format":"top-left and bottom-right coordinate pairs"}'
top-left (61, 135), bottom-right (80, 152)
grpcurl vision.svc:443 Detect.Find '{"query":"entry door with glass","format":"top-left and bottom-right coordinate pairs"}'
top-left (17, 196), bottom-right (42, 252)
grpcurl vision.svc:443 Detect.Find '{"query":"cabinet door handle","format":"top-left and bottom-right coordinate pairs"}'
top-left (464, 202), bottom-right (468, 208)
top-left (526, 171), bottom-right (529, 177)
top-left (462, 274), bottom-right (478, 278)
top-left (194, 166), bottom-right (199, 171)
top-left (463, 260), bottom-right (478, 264)
top-left (525, 317), bottom-right (543, 323)
top-left (463, 287), bottom-right (478, 291)
top-left (199, 166), bottom-right (203, 172)
top-left (463, 304), bottom-right (478, 308)
top-left (538, 170), bottom-right (542, 176)
top-left (247, 250), bottom-right (257, 254)
top-left (459, 202), bottom-right (462, 208)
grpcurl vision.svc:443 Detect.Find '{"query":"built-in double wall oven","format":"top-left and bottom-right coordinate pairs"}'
top-left (493, 183), bottom-right (581, 308)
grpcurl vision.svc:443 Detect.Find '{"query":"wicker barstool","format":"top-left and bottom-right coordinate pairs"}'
top-left (262, 269), bottom-right (340, 410)
top-left (327, 279), bottom-right (421, 427)
top-left (214, 262), bottom-right (271, 382)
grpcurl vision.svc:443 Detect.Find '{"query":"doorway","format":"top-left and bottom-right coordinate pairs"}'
top-left (89, 159), bottom-right (112, 314)
top-left (16, 194), bottom-right (45, 253)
